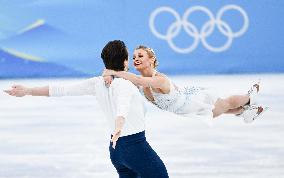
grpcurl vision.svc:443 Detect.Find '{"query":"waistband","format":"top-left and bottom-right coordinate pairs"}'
top-left (111, 131), bottom-right (146, 145)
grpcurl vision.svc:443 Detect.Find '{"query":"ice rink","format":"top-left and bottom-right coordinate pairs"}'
top-left (0, 74), bottom-right (283, 178)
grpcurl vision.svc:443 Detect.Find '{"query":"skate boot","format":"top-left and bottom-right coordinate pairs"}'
top-left (247, 80), bottom-right (260, 105)
top-left (240, 104), bottom-right (269, 123)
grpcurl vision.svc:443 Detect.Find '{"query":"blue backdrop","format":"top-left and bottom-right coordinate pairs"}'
top-left (0, 0), bottom-right (283, 78)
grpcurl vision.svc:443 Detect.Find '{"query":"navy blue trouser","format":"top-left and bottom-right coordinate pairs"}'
top-left (109, 131), bottom-right (169, 178)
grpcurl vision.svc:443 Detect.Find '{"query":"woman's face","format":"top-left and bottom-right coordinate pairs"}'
top-left (132, 49), bottom-right (153, 71)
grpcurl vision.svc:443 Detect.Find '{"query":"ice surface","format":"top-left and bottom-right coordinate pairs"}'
top-left (0, 74), bottom-right (283, 178)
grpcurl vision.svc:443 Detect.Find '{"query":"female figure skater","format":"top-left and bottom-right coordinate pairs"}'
top-left (103, 45), bottom-right (267, 123)
top-left (4, 41), bottom-right (169, 178)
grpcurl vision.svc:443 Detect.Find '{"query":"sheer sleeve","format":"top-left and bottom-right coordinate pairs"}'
top-left (49, 77), bottom-right (99, 97)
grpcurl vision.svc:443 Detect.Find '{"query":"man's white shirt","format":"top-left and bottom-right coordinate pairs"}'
top-left (49, 77), bottom-right (146, 137)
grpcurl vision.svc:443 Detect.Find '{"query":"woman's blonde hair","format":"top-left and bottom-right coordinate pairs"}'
top-left (135, 45), bottom-right (159, 68)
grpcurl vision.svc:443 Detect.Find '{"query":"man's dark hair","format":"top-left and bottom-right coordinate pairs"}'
top-left (101, 40), bottom-right (128, 71)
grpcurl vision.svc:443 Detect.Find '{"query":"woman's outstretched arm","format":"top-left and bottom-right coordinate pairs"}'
top-left (103, 69), bottom-right (169, 89)
top-left (4, 85), bottom-right (49, 97)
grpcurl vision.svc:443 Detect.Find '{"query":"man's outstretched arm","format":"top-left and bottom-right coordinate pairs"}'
top-left (3, 77), bottom-right (99, 97)
top-left (4, 85), bottom-right (49, 97)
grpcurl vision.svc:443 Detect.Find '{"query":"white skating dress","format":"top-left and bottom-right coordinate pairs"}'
top-left (141, 79), bottom-right (219, 120)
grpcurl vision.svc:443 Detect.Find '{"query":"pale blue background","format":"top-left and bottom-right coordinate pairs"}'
top-left (0, 0), bottom-right (283, 78)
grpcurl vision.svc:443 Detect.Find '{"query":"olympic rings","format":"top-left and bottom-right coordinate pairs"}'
top-left (149, 5), bottom-right (249, 53)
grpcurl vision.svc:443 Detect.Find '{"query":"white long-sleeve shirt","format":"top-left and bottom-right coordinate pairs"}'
top-left (49, 77), bottom-right (146, 137)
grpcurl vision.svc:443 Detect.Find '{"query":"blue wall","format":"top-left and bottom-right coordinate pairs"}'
top-left (0, 0), bottom-right (283, 78)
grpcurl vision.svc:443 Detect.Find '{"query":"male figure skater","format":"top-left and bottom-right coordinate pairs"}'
top-left (4, 40), bottom-right (169, 178)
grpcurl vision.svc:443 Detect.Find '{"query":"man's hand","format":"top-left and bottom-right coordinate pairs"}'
top-left (3, 85), bottom-right (30, 97)
top-left (111, 116), bottom-right (125, 149)
top-left (111, 128), bottom-right (122, 149)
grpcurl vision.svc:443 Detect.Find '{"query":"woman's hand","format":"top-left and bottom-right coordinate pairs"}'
top-left (103, 75), bottom-right (113, 87)
top-left (102, 69), bottom-right (117, 87)
top-left (3, 85), bottom-right (31, 97)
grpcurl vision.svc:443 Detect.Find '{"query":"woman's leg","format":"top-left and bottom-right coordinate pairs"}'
top-left (225, 107), bottom-right (244, 115)
top-left (213, 95), bottom-right (249, 118)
